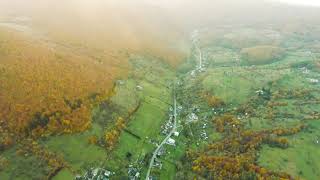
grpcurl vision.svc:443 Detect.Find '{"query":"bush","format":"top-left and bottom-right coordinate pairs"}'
top-left (207, 95), bottom-right (225, 108)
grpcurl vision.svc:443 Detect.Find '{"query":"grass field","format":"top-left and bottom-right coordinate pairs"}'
top-left (165, 31), bottom-right (320, 179)
top-left (103, 55), bottom-right (175, 178)
top-left (1, 25), bottom-right (320, 180)
top-left (258, 120), bottom-right (320, 180)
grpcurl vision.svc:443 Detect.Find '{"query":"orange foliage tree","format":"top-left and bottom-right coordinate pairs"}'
top-left (190, 112), bottom-right (306, 179)
top-left (103, 117), bottom-right (126, 150)
top-left (0, 29), bottom-right (124, 144)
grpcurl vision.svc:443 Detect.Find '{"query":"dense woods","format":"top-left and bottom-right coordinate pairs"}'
top-left (0, 29), bottom-right (122, 148)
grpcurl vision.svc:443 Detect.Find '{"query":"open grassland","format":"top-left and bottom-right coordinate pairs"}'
top-left (1, 23), bottom-right (320, 180)
top-left (164, 28), bottom-right (320, 180)
top-left (105, 56), bottom-right (175, 178)
top-left (258, 120), bottom-right (320, 180)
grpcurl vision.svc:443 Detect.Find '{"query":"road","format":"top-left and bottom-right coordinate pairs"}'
top-left (196, 45), bottom-right (202, 69)
top-left (145, 31), bottom-right (201, 179)
top-left (192, 29), bottom-right (202, 70)
top-left (145, 84), bottom-right (177, 180)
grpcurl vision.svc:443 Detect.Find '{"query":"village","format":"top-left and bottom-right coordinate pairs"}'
top-left (60, 26), bottom-right (320, 180)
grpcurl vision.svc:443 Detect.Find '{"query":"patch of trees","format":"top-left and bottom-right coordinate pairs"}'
top-left (89, 96), bottom-right (141, 150)
top-left (17, 139), bottom-right (69, 179)
top-left (240, 46), bottom-right (285, 65)
top-left (203, 92), bottom-right (225, 108)
top-left (188, 113), bottom-right (306, 179)
top-left (101, 100), bottom-right (141, 150)
top-left (0, 155), bottom-right (9, 171)
top-left (104, 117), bottom-right (126, 149)
top-left (273, 89), bottom-right (317, 100)
top-left (213, 33), bottom-right (274, 50)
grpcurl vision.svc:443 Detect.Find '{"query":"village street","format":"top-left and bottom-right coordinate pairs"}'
top-left (145, 85), bottom-right (177, 180)
top-left (145, 30), bottom-right (203, 180)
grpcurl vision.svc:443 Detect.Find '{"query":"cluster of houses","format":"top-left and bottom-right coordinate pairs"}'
top-left (76, 168), bottom-right (114, 180)
top-left (128, 164), bottom-right (140, 180)
top-left (161, 116), bottom-right (174, 135)
top-left (166, 131), bottom-right (180, 146)
top-left (200, 123), bottom-right (208, 140)
top-left (152, 159), bottom-right (163, 169)
top-left (300, 67), bottom-right (310, 74)
top-left (299, 67), bottom-right (319, 84)
top-left (187, 113), bottom-right (199, 123)
top-left (307, 78), bottom-right (319, 84)
top-left (190, 67), bottom-right (206, 77)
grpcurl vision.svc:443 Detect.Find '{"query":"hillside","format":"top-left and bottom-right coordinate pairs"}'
top-left (0, 0), bottom-right (187, 148)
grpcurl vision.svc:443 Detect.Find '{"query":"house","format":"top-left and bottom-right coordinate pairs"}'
top-left (187, 113), bottom-right (199, 123)
top-left (136, 85), bottom-right (143, 91)
top-left (166, 138), bottom-right (175, 146)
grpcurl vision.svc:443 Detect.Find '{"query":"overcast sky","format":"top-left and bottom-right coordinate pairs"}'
top-left (144, 0), bottom-right (320, 7)
top-left (271, 0), bottom-right (320, 6)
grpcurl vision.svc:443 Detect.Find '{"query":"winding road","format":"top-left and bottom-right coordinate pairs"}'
top-left (145, 30), bottom-right (202, 179)
top-left (145, 85), bottom-right (177, 180)
top-left (196, 44), bottom-right (202, 69)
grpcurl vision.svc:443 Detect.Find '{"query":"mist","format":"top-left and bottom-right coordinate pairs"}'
top-left (1, 0), bottom-right (319, 45)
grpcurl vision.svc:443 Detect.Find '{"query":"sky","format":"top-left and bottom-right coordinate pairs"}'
top-left (271, 0), bottom-right (320, 6)
top-left (144, 0), bottom-right (320, 7)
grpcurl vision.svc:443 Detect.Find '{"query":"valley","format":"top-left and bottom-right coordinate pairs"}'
top-left (1, 1), bottom-right (320, 179)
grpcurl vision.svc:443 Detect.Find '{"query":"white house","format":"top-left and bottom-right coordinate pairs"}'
top-left (166, 138), bottom-right (175, 146)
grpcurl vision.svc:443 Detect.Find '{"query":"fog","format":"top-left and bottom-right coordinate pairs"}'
top-left (0, 0), bottom-right (319, 54)
top-left (271, 0), bottom-right (320, 6)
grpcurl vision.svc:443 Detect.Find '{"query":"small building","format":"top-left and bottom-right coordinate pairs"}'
top-left (190, 70), bottom-right (196, 77)
top-left (134, 172), bottom-right (140, 179)
top-left (153, 159), bottom-right (163, 169)
top-left (300, 67), bottom-right (310, 74)
top-left (117, 80), bottom-right (125, 85)
top-left (157, 147), bottom-right (166, 156)
top-left (202, 123), bottom-right (207, 129)
top-left (166, 138), bottom-right (176, 146)
top-left (104, 170), bottom-right (111, 177)
top-left (308, 78), bottom-right (319, 84)
top-left (255, 90), bottom-right (264, 95)
top-left (174, 131), bottom-right (180, 137)
top-left (136, 85), bottom-right (143, 91)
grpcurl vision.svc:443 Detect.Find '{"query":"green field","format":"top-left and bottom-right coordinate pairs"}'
top-left (1, 25), bottom-right (320, 180)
